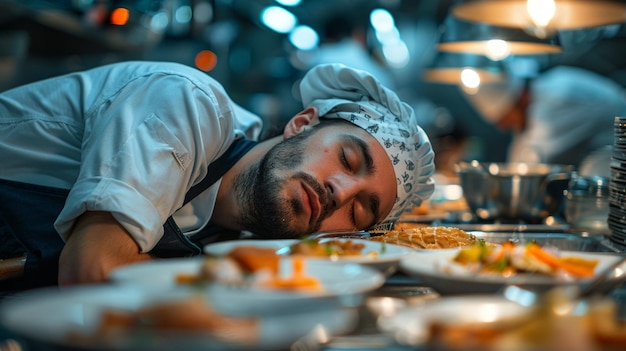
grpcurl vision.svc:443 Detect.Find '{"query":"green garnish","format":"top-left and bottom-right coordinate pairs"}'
top-left (325, 243), bottom-right (335, 255)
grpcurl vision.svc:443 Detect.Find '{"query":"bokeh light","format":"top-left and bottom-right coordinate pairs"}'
top-left (195, 50), bottom-right (218, 71)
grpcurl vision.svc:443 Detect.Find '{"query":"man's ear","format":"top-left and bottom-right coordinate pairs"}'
top-left (283, 107), bottom-right (320, 138)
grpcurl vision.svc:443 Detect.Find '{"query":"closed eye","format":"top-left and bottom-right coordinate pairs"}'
top-left (340, 149), bottom-right (352, 171)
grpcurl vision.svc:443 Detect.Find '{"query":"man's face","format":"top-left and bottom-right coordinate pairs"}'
top-left (235, 121), bottom-right (397, 239)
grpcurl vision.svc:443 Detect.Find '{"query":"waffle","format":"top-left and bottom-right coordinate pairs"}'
top-left (369, 226), bottom-right (478, 249)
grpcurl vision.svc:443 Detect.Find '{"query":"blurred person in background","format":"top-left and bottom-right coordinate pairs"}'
top-left (466, 66), bottom-right (626, 169)
top-left (0, 62), bottom-right (434, 286)
top-left (313, 12), bottom-right (395, 88)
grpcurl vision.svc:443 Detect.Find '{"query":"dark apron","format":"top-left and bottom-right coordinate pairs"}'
top-left (0, 138), bottom-right (258, 285)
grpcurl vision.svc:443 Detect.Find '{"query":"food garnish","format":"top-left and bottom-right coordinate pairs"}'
top-left (176, 245), bottom-right (323, 292)
top-left (67, 296), bottom-right (259, 345)
top-left (449, 241), bottom-right (599, 279)
top-left (287, 238), bottom-right (379, 259)
top-left (260, 255), bottom-right (322, 292)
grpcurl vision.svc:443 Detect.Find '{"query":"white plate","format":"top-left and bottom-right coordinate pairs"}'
top-left (0, 285), bottom-right (358, 351)
top-left (110, 257), bottom-right (385, 312)
top-left (203, 239), bottom-right (298, 257)
top-left (378, 295), bottom-right (533, 346)
top-left (203, 238), bottom-right (413, 275)
top-left (399, 249), bottom-right (625, 294)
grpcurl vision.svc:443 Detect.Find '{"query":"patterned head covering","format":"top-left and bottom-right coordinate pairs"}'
top-left (299, 63), bottom-right (435, 228)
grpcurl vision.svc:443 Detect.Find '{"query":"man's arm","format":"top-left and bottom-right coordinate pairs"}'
top-left (58, 211), bottom-right (153, 285)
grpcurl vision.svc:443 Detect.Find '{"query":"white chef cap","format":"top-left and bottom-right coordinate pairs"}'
top-left (299, 63), bottom-right (435, 228)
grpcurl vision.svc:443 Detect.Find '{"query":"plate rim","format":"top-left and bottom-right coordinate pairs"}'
top-left (203, 238), bottom-right (415, 264)
top-left (109, 256), bottom-right (386, 300)
top-left (0, 284), bottom-right (359, 351)
top-left (399, 248), bottom-right (623, 287)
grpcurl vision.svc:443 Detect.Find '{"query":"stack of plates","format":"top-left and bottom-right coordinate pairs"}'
top-left (608, 116), bottom-right (626, 245)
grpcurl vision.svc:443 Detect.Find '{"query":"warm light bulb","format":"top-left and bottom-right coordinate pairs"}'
top-left (526, 0), bottom-right (555, 27)
top-left (485, 39), bottom-right (511, 61)
top-left (461, 68), bottom-right (481, 89)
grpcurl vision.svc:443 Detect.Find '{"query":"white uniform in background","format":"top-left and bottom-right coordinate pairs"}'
top-left (509, 66), bottom-right (626, 166)
top-left (467, 66), bottom-right (626, 167)
top-left (313, 39), bottom-right (395, 88)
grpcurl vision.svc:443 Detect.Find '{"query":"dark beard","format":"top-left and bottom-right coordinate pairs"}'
top-left (233, 130), bottom-right (327, 239)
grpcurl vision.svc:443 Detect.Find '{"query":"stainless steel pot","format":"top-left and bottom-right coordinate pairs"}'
top-left (454, 161), bottom-right (575, 222)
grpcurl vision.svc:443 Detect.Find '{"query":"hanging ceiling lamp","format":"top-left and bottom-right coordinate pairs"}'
top-left (438, 16), bottom-right (561, 60)
top-left (423, 51), bottom-right (506, 91)
top-left (452, 0), bottom-right (626, 38)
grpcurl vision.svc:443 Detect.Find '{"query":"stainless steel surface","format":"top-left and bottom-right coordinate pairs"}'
top-left (564, 174), bottom-right (611, 231)
top-left (291, 284), bottom-right (438, 351)
top-left (439, 223), bottom-right (570, 232)
top-left (307, 231), bottom-right (372, 239)
top-left (307, 227), bottom-right (626, 252)
top-left (470, 231), bottom-right (624, 253)
top-left (579, 254), bottom-right (626, 298)
top-left (455, 161), bottom-right (575, 222)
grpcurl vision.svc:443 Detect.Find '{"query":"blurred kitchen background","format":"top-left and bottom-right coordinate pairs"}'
top-left (2, 0), bottom-right (626, 170)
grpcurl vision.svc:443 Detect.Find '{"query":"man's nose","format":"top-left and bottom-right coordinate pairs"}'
top-left (326, 175), bottom-right (360, 210)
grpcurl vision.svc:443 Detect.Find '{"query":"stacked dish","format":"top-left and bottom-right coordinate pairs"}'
top-left (608, 116), bottom-right (626, 245)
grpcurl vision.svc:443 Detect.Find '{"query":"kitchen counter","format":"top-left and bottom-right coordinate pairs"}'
top-left (1, 229), bottom-right (625, 351)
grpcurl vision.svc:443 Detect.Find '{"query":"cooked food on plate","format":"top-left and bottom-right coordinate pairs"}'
top-left (425, 289), bottom-right (626, 350)
top-left (176, 246), bottom-right (322, 292)
top-left (369, 226), bottom-right (480, 249)
top-left (67, 296), bottom-right (258, 345)
top-left (446, 241), bottom-right (599, 279)
top-left (287, 238), bottom-right (379, 258)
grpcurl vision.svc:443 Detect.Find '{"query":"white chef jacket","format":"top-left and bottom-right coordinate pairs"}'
top-left (0, 61), bottom-right (263, 252)
top-left (508, 66), bottom-right (626, 166)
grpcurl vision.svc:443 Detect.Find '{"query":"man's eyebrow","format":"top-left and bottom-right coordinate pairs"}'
top-left (343, 135), bottom-right (380, 224)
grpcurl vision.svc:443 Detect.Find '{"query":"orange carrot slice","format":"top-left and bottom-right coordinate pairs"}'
top-left (558, 256), bottom-right (598, 278)
top-left (526, 243), bottom-right (597, 278)
top-left (526, 243), bottom-right (562, 269)
top-left (264, 256), bottom-right (323, 292)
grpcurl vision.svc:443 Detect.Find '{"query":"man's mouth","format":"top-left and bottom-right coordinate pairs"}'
top-left (301, 181), bottom-right (322, 226)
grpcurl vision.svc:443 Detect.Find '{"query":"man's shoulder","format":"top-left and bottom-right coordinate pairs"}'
top-left (92, 61), bottom-right (209, 81)
top-left (80, 61), bottom-right (225, 103)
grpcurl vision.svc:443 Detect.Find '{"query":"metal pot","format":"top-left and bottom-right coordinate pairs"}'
top-left (454, 161), bottom-right (575, 222)
top-left (564, 174), bottom-right (610, 231)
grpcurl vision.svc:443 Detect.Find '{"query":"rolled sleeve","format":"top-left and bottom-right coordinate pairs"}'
top-left (56, 113), bottom-right (197, 251)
